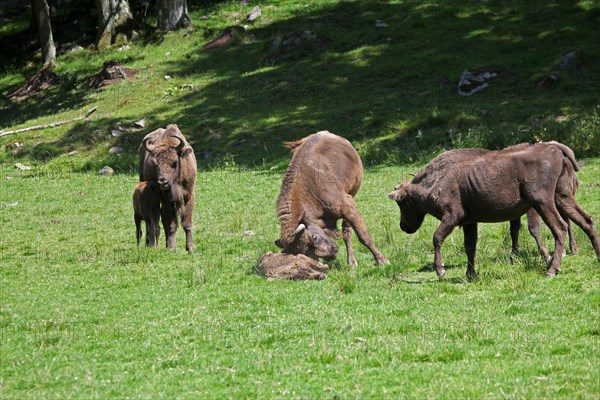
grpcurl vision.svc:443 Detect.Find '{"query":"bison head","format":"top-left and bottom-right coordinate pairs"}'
top-left (388, 182), bottom-right (425, 234)
top-left (143, 126), bottom-right (193, 193)
top-left (275, 223), bottom-right (339, 261)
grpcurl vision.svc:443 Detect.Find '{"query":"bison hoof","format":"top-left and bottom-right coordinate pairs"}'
top-left (436, 269), bottom-right (446, 280)
top-left (377, 257), bottom-right (390, 266)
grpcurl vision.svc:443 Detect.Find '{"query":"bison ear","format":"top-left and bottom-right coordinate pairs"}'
top-left (388, 189), bottom-right (404, 202)
top-left (274, 239), bottom-right (284, 248)
top-left (180, 147), bottom-right (193, 158)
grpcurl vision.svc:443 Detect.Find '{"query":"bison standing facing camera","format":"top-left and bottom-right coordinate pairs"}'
top-left (138, 124), bottom-right (197, 253)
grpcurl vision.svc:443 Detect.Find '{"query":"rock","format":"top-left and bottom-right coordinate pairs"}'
top-left (258, 251), bottom-right (329, 280)
top-left (111, 129), bottom-right (124, 137)
top-left (559, 51), bottom-right (577, 69)
top-left (202, 26), bottom-right (246, 51)
top-left (268, 29), bottom-right (317, 53)
top-left (538, 74), bottom-right (559, 88)
top-left (108, 146), bottom-right (124, 155)
top-left (133, 117), bottom-right (148, 128)
top-left (97, 166), bottom-right (114, 176)
top-left (14, 163), bottom-right (31, 170)
top-left (247, 6), bottom-right (261, 22)
top-left (375, 19), bottom-right (389, 28)
top-left (164, 75), bottom-right (172, 81)
top-left (458, 70), bottom-right (498, 96)
top-left (243, 230), bottom-right (255, 237)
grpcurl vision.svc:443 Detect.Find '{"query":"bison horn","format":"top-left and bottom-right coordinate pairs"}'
top-left (144, 137), bottom-right (157, 153)
top-left (291, 223), bottom-right (306, 237)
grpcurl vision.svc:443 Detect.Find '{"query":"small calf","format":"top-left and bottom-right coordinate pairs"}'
top-left (133, 181), bottom-right (161, 247)
top-left (258, 251), bottom-right (329, 280)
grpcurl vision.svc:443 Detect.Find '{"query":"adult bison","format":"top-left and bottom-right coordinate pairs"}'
top-left (276, 130), bottom-right (389, 266)
top-left (139, 124), bottom-right (197, 253)
top-left (388, 142), bottom-right (599, 279)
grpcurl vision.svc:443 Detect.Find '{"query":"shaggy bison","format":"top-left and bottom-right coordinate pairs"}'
top-left (276, 130), bottom-right (388, 266)
top-left (133, 181), bottom-right (161, 247)
top-left (139, 124), bottom-right (197, 252)
top-left (388, 142), bottom-right (599, 279)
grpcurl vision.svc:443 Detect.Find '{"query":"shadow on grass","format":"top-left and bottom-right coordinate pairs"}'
top-left (3, 0), bottom-right (600, 169)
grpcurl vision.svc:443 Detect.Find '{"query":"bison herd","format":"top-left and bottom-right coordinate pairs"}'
top-left (133, 126), bottom-right (600, 280)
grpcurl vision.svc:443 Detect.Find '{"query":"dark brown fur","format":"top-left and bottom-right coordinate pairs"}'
top-left (276, 130), bottom-right (388, 266)
top-left (388, 142), bottom-right (599, 279)
top-left (133, 181), bottom-right (161, 247)
top-left (258, 252), bottom-right (329, 280)
top-left (139, 124), bottom-right (197, 252)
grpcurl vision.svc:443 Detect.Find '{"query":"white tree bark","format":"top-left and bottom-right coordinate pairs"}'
top-left (157, 0), bottom-right (192, 31)
top-left (95, 0), bottom-right (135, 49)
top-left (32, 0), bottom-right (56, 69)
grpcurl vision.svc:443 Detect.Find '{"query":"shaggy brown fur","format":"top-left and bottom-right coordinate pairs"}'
top-left (139, 124), bottom-right (197, 252)
top-left (258, 252), bottom-right (329, 280)
top-left (133, 181), bottom-right (161, 247)
top-left (389, 142), bottom-right (599, 279)
top-left (276, 131), bottom-right (388, 266)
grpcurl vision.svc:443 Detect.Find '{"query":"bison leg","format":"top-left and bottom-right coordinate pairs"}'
top-left (181, 197), bottom-right (195, 253)
top-left (463, 223), bottom-right (478, 281)
top-left (342, 199), bottom-right (389, 266)
top-left (342, 219), bottom-right (357, 267)
top-left (556, 196), bottom-right (600, 261)
top-left (134, 214), bottom-right (142, 245)
top-left (527, 209), bottom-right (551, 263)
top-left (146, 214), bottom-right (160, 247)
top-left (566, 219), bottom-right (579, 255)
top-left (509, 218), bottom-right (521, 264)
top-left (161, 202), bottom-right (178, 250)
top-left (433, 214), bottom-right (461, 279)
top-left (533, 203), bottom-right (566, 277)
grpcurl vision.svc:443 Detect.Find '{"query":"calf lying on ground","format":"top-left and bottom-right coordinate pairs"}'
top-left (133, 181), bottom-right (161, 247)
top-left (258, 251), bottom-right (329, 280)
top-left (388, 142), bottom-right (600, 279)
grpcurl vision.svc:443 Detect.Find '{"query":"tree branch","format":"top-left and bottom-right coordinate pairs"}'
top-left (0, 107), bottom-right (98, 138)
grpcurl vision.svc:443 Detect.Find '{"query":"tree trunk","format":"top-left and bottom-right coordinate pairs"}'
top-left (157, 0), bottom-right (192, 31)
top-left (95, 0), bottom-right (136, 50)
top-left (32, 0), bottom-right (56, 69)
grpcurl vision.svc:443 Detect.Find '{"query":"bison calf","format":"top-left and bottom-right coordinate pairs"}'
top-left (133, 181), bottom-right (161, 247)
top-left (258, 251), bottom-right (329, 280)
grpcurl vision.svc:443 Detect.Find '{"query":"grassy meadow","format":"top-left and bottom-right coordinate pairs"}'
top-left (1, 0), bottom-right (600, 398)
top-left (1, 162), bottom-right (599, 398)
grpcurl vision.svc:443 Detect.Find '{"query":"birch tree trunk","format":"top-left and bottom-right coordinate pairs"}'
top-left (157, 0), bottom-right (192, 31)
top-left (32, 0), bottom-right (56, 69)
top-left (95, 0), bottom-right (136, 50)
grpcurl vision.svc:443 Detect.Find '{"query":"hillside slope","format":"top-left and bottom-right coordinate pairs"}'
top-left (1, 0), bottom-right (599, 171)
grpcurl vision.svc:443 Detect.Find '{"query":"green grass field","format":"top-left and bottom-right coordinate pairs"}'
top-left (1, 162), bottom-right (599, 398)
top-left (1, 0), bottom-right (599, 398)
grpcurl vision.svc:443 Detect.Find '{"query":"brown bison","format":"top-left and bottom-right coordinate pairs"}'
top-left (276, 130), bottom-right (389, 266)
top-left (133, 181), bottom-right (161, 247)
top-left (412, 143), bottom-right (581, 263)
top-left (388, 142), bottom-right (600, 279)
top-left (139, 124), bottom-right (197, 252)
